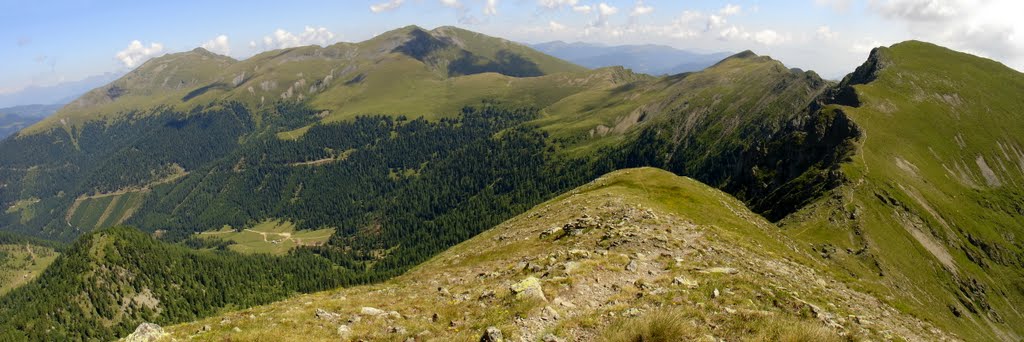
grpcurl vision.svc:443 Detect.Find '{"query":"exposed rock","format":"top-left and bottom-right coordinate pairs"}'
top-left (542, 333), bottom-right (567, 342)
top-left (673, 276), bottom-right (699, 288)
top-left (387, 325), bottom-right (407, 334)
top-left (232, 327), bottom-right (242, 333)
top-left (315, 308), bottom-right (341, 321)
top-left (543, 306), bottom-right (560, 320)
top-left (388, 311), bottom-right (403, 319)
top-left (348, 314), bottom-right (362, 323)
top-left (510, 276), bottom-right (547, 302)
top-left (623, 307), bottom-right (641, 317)
top-left (540, 226), bottom-right (564, 239)
top-left (337, 325), bottom-right (352, 338)
top-left (699, 267), bottom-right (739, 275)
top-left (480, 326), bottom-right (504, 342)
top-left (125, 322), bottom-right (167, 342)
top-left (361, 306), bottom-right (386, 316)
top-left (553, 297), bottom-right (577, 308)
top-left (712, 288), bottom-right (721, 298)
top-left (625, 259), bottom-right (639, 272)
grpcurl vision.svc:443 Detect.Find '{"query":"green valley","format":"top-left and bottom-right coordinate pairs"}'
top-left (0, 24), bottom-right (1021, 342)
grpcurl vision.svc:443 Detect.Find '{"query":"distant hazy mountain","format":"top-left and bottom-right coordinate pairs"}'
top-left (0, 104), bottom-right (62, 138)
top-left (531, 41), bottom-right (732, 75)
top-left (0, 72), bottom-right (123, 108)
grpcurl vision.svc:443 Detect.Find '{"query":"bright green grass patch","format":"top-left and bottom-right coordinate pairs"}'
top-left (197, 220), bottom-right (334, 255)
top-left (0, 244), bottom-right (59, 295)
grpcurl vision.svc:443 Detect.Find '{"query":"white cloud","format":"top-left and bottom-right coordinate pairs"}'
top-left (816, 26), bottom-right (838, 41)
top-left (707, 14), bottom-right (727, 31)
top-left (370, 0), bottom-right (404, 13)
top-left (484, 0), bottom-right (498, 15)
top-left (598, 3), bottom-right (618, 16)
top-left (201, 35), bottom-right (231, 55)
top-left (256, 26), bottom-right (337, 51)
top-left (549, 20), bottom-right (568, 31)
top-left (115, 40), bottom-right (165, 68)
top-left (815, 0), bottom-right (852, 11)
top-left (753, 29), bottom-right (788, 45)
top-left (440, 0), bottom-right (461, 8)
top-left (631, 0), bottom-right (653, 16)
top-left (539, 0), bottom-right (578, 9)
top-left (870, 0), bottom-right (961, 22)
top-left (572, 5), bottom-right (592, 13)
top-left (719, 4), bottom-right (742, 15)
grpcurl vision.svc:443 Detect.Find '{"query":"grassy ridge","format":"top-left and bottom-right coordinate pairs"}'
top-left (783, 41), bottom-right (1024, 340)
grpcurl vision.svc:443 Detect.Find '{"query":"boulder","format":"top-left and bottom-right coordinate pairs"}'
top-left (480, 326), bottom-right (504, 342)
top-left (361, 306), bottom-right (386, 316)
top-left (125, 323), bottom-right (167, 342)
top-left (510, 276), bottom-right (547, 302)
top-left (337, 325), bottom-right (352, 338)
top-left (315, 308), bottom-right (341, 321)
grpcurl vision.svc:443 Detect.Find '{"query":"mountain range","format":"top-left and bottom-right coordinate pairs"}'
top-left (0, 25), bottom-right (1021, 341)
top-left (530, 41), bottom-right (732, 76)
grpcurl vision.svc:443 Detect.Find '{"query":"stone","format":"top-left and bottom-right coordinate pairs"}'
top-left (387, 325), bottom-right (407, 334)
top-left (543, 306), bottom-right (560, 320)
top-left (201, 324), bottom-right (212, 332)
top-left (540, 226), bottom-right (564, 239)
top-left (361, 306), bottom-right (386, 316)
top-left (348, 315), bottom-right (362, 323)
top-left (125, 323), bottom-right (167, 342)
top-left (479, 290), bottom-right (496, 300)
top-left (510, 276), bottom-right (547, 302)
top-left (316, 308), bottom-right (341, 321)
top-left (712, 288), bottom-right (720, 298)
top-left (480, 326), bottom-right (504, 342)
top-left (699, 267), bottom-right (739, 275)
top-left (626, 259), bottom-right (639, 272)
top-left (337, 325), bottom-right (352, 338)
top-left (542, 333), bottom-right (567, 342)
top-left (563, 261), bottom-right (580, 274)
top-left (388, 311), bottom-right (403, 319)
top-left (553, 297), bottom-right (577, 308)
top-left (624, 308), bottom-right (641, 317)
top-left (232, 327), bottom-right (242, 333)
top-left (673, 276), bottom-right (699, 288)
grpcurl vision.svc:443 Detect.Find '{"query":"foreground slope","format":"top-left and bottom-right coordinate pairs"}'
top-left (783, 41), bottom-right (1024, 340)
top-left (157, 168), bottom-right (949, 341)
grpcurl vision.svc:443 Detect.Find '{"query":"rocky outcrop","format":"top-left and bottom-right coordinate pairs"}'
top-left (125, 323), bottom-right (167, 342)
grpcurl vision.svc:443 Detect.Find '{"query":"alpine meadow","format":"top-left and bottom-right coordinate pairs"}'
top-left (0, 1), bottom-right (1022, 341)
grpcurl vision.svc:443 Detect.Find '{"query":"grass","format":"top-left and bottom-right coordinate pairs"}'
top-left (0, 244), bottom-right (59, 295)
top-left (159, 168), bottom-right (947, 341)
top-left (66, 191), bottom-right (146, 231)
top-left (779, 41), bottom-right (1024, 340)
top-left (197, 220), bottom-right (334, 255)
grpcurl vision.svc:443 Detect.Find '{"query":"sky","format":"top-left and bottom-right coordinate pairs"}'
top-left (1, 0), bottom-right (1022, 96)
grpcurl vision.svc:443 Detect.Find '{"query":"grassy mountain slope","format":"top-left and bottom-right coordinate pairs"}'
top-left (782, 41), bottom-right (1024, 341)
top-left (154, 168), bottom-right (950, 341)
top-left (23, 26), bottom-right (589, 136)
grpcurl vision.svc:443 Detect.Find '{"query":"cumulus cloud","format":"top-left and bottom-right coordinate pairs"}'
top-left (598, 3), bottom-right (617, 16)
top-left (201, 35), bottom-right (231, 55)
top-left (440, 0), bottom-right (461, 8)
top-left (539, 0), bottom-right (579, 9)
top-left (631, 0), bottom-right (653, 16)
top-left (816, 26), bottom-right (839, 41)
top-left (573, 5), bottom-right (592, 13)
top-left (370, 0), bottom-right (404, 13)
top-left (255, 26), bottom-right (336, 51)
top-left (870, 0), bottom-right (961, 22)
top-left (815, 0), bottom-right (852, 11)
top-left (549, 20), bottom-right (568, 31)
top-left (719, 4), bottom-right (742, 15)
top-left (484, 0), bottom-right (498, 15)
top-left (115, 40), bottom-right (165, 68)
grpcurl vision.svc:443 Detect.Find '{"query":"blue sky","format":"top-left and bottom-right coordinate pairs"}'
top-left (1, 0), bottom-right (1022, 95)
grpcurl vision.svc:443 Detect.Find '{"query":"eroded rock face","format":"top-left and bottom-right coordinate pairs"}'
top-left (125, 322), bottom-right (167, 342)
